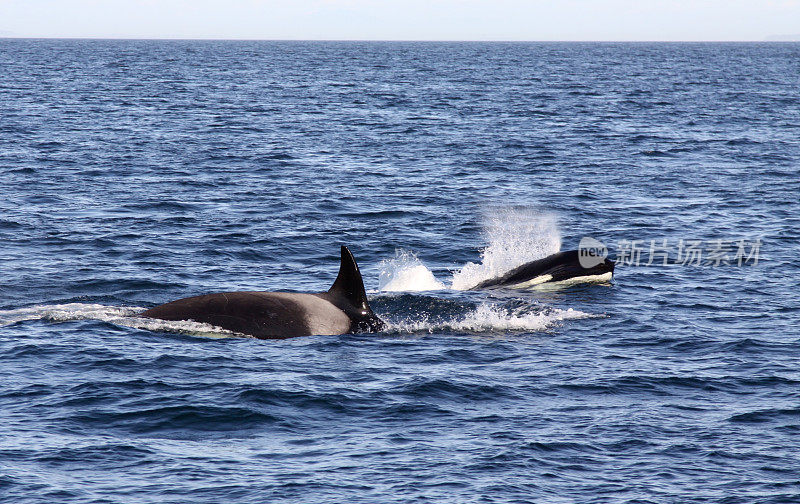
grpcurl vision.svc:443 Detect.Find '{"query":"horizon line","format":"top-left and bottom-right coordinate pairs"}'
top-left (1, 36), bottom-right (797, 43)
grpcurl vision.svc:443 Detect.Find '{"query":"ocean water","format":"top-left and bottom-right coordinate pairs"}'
top-left (1, 40), bottom-right (799, 503)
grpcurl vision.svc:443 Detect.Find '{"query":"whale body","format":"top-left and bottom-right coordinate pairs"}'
top-left (140, 246), bottom-right (385, 339)
top-left (470, 250), bottom-right (615, 290)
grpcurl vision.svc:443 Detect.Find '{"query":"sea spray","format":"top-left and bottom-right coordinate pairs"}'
top-left (378, 249), bottom-right (446, 292)
top-left (377, 208), bottom-right (562, 293)
top-left (450, 208), bottom-right (562, 290)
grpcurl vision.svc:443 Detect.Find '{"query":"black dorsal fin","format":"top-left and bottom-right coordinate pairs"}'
top-left (328, 246), bottom-right (370, 310)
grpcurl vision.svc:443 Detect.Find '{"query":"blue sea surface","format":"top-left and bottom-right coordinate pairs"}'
top-left (1, 40), bottom-right (799, 503)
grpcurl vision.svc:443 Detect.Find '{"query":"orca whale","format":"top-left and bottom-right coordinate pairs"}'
top-left (470, 250), bottom-right (615, 290)
top-left (140, 246), bottom-right (385, 339)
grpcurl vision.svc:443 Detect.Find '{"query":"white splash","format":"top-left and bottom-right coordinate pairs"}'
top-left (0, 303), bottom-right (141, 325)
top-left (376, 208), bottom-right (563, 293)
top-left (386, 303), bottom-right (595, 334)
top-left (379, 249), bottom-right (446, 292)
top-left (0, 303), bottom-right (241, 338)
top-left (451, 208), bottom-right (562, 290)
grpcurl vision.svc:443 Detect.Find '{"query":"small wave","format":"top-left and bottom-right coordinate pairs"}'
top-left (257, 152), bottom-right (294, 160)
top-left (120, 201), bottom-right (198, 212)
top-left (451, 207), bottom-right (561, 290)
top-left (379, 250), bottom-right (446, 292)
top-left (0, 303), bottom-right (241, 339)
top-left (0, 219), bottom-right (23, 229)
top-left (640, 149), bottom-right (677, 157)
top-left (36, 443), bottom-right (155, 464)
top-left (386, 303), bottom-right (595, 334)
top-left (397, 377), bottom-right (519, 401)
top-left (725, 137), bottom-right (761, 146)
top-left (8, 167), bottom-right (36, 174)
top-left (70, 405), bottom-right (279, 434)
top-left (729, 408), bottom-right (800, 424)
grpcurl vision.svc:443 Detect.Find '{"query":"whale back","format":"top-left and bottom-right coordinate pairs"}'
top-left (140, 245), bottom-right (385, 338)
top-left (470, 250), bottom-right (615, 290)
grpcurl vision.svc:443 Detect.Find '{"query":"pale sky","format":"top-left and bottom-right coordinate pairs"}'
top-left (1, 0), bottom-right (799, 41)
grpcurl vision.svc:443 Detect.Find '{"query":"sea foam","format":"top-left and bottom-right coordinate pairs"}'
top-left (385, 303), bottom-right (595, 334)
top-left (0, 303), bottom-right (240, 338)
